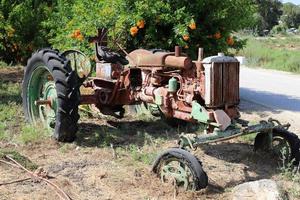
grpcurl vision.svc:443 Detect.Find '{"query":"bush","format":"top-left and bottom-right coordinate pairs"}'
top-left (0, 0), bottom-right (52, 64)
top-left (270, 24), bottom-right (288, 35)
top-left (47, 0), bottom-right (256, 59)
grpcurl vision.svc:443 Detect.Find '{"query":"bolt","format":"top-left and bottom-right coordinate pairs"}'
top-left (34, 99), bottom-right (52, 106)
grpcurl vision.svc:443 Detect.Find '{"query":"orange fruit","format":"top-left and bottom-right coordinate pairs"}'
top-left (13, 43), bottom-right (18, 50)
top-left (183, 34), bottom-right (190, 41)
top-left (214, 31), bottom-right (221, 39)
top-left (137, 20), bottom-right (145, 29)
top-left (130, 26), bottom-right (139, 37)
top-left (189, 22), bottom-right (196, 30)
top-left (227, 37), bottom-right (234, 46)
top-left (77, 34), bottom-right (84, 41)
top-left (71, 29), bottom-right (82, 39)
top-left (74, 29), bottom-right (81, 37)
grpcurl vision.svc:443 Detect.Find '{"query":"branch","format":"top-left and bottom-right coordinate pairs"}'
top-left (4, 156), bottom-right (72, 200)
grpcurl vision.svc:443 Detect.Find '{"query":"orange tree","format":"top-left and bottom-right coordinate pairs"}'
top-left (0, 0), bottom-right (52, 64)
top-left (47, 0), bottom-right (256, 59)
top-left (1, 0), bottom-right (256, 63)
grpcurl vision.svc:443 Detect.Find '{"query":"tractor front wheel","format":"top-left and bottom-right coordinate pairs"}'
top-left (22, 49), bottom-right (80, 142)
top-left (254, 128), bottom-right (300, 164)
top-left (152, 148), bottom-right (208, 191)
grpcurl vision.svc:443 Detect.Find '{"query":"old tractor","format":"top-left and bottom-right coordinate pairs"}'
top-left (22, 29), bottom-right (300, 191)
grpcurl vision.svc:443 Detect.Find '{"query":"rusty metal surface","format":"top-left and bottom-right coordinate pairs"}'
top-left (204, 61), bottom-right (240, 108)
top-left (179, 118), bottom-right (291, 149)
top-left (96, 63), bottom-right (123, 79)
top-left (127, 49), bottom-right (171, 67)
top-left (80, 94), bottom-right (98, 105)
top-left (81, 46), bottom-right (242, 131)
top-left (164, 56), bottom-right (192, 69)
top-left (127, 47), bottom-right (192, 69)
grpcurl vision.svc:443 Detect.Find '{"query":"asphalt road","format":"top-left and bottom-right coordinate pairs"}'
top-left (240, 67), bottom-right (300, 114)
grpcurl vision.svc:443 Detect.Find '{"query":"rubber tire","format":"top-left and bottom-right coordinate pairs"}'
top-left (152, 148), bottom-right (208, 190)
top-left (22, 48), bottom-right (80, 142)
top-left (254, 128), bottom-right (300, 164)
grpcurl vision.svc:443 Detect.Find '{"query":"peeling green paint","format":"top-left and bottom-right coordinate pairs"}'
top-left (191, 101), bottom-right (209, 123)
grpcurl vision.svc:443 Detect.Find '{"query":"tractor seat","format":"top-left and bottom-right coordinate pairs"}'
top-left (96, 44), bottom-right (129, 65)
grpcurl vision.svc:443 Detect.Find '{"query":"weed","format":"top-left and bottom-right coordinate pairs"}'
top-left (239, 133), bottom-right (257, 144)
top-left (0, 60), bottom-right (9, 68)
top-left (279, 147), bottom-right (300, 199)
top-left (0, 102), bottom-right (22, 122)
top-left (127, 144), bottom-right (157, 165)
top-left (0, 149), bottom-right (38, 170)
top-left (17, 124), bottom-right (49, 144)
top-left (0, 81), bottom-right (22, 104)
top-left (59, 143), bottom-right (76, 153)
top-left (0, 122), bottom-right (8, 140)
top-left (0, 78), bottom-right (23, 142)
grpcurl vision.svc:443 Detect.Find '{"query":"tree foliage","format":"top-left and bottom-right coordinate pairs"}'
top-left (48, 0), bottom-right (256, 59)
top-left (1, 0), bottom-right (256, 63)
top-left (281, 3), bottom-right (300, 28)
top-left (0, 0), bottom-right (52, 63)
top-left (253, 0), bottom-right (283, 35)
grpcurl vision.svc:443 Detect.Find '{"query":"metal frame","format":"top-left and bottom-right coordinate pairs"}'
top-left (178, 118), bottom-right (291, 150)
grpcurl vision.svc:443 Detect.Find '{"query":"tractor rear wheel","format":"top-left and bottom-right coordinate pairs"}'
top-left (22, 49), bottom-right (80, 142)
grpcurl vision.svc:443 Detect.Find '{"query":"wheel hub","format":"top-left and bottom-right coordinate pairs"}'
top-left (160, 160), bottom-right (192, 190)
top-left (38, 81), bottom-right (57, 129)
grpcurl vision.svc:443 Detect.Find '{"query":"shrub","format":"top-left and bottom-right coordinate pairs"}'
top-left (270, 24), bottom-right (288, 35)
top-left (0, 0), bottom-right (52, 64)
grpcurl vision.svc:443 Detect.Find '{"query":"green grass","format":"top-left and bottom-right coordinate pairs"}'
top-left (0, 149), bottom-right (38, 170)
top-left (239, 36), bottom-right (300, 73)
top-left (116, 144), bottom-right (158, 165)
top-left (239, 133), bottom-right (257, 144)
top-left (0, 60), bottom-right (9, 68)
top-left (17, 124), bottom-right (49, 144)
top-left (0, 79), bottom-right (23, 142)
top-left (0, 74), bottom-right (50, 144)
top-left (279, 148), bottom-right (300, 200)
top-left (58, 143), bottom-right (77, 153)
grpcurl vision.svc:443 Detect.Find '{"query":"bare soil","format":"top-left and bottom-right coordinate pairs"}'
top-left (0, 67), bottom-right (300, 200)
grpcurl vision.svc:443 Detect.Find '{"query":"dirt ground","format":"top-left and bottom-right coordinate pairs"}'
top-left (0, 67), bottom-right (300, 200)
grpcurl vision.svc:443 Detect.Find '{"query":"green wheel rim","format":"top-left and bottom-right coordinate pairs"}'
top-left (272, 136), bottom-right (291, 161)
top-left (160, 158), bottom-right (195, 190)
top-left (27, 64), bottom-right (57, 129)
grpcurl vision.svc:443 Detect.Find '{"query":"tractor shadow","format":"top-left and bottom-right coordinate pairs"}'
top-left (76, 117), bottom-right (286, 195)
top-left (199, 141), bottom-right (281, 191)
top-left (75, 118), bottom-right (200, 148)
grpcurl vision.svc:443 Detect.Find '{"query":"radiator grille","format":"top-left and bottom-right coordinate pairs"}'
top-left (204, 61), bottom-right (240, 108)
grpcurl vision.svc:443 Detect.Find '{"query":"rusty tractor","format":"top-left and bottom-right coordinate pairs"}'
top-left (22, 29), bottom-right (300, 191)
